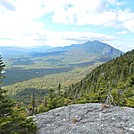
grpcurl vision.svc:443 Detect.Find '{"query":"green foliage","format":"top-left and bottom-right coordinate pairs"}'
top-left (0, 114), bottom-right (37, 134)
top-left (5, 65), bottom-right (99, 105)
top-left (2, 48), bottom-right (133, 115)
top-left (126, 96), bottom-right (134, 107)
top-left (0, 56), bottom-right (37, 134)
top-left (65, 50), bottom-right (134, 107)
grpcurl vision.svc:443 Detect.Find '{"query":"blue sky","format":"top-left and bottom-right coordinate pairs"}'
top-left (0, 0), bottom-right (134, 52)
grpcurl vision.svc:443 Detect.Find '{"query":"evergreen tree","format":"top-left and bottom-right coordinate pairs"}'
top-left (58, 83), bottom-right (61, 95)
top-left (0, 56), bottom-right (37, 134)
top-left (0, 56), bottom-right (14, 117)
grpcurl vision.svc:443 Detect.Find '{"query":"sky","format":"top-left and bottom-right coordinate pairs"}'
top-left (0, 0), bottom-right (134, 52)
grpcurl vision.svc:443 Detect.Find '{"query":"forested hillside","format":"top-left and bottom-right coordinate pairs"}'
top-left (65, 49), bottom-right (134, 107)
top-left (24, 49), bottom-right (134, 114)
top-left (4, 50), bottom-right (134, 115)
top-left (3, 41), bottom-right (130, 115)
top-left (5, 64), bottom-right (98, 105)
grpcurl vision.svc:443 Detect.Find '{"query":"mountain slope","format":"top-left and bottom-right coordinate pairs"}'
top-left (65, 49), bottom-right (134, 107)
top-left (5, 50), bottom-right (134, 112)
top-left (37, 40), bottom-right (123, 57)
top-left (4, 40), bottom-right (123, 69)
top-left (3, 40), bottom-right (123, 86)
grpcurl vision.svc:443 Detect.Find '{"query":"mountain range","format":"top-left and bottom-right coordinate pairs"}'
top-left (0, 45), bottom-right (52, 59)
top-left (1, 40), bottom-right (125, 105)
top-left (1, 40), bottom-right (123, 86)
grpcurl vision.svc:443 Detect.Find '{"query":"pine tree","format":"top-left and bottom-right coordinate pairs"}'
top-left (0, 56), bottom-right (37, 134)
top-left (58, 83), bottom-right (61, 95)
top-left (0, 56), bottom-right (14, 118)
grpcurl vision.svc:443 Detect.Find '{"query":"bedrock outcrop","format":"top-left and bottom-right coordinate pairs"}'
top-left (34, 103), bottom-right (134, 134)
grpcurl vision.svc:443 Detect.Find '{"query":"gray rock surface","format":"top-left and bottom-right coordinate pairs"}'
top-left (34, 103), bottom-right (134, 134)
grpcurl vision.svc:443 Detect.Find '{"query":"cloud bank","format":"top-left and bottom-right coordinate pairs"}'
top-left (0, 0), bottom-right (133, 51)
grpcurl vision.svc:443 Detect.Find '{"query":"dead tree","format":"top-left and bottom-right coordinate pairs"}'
top-left (106, 87), bottom-right (115, 106)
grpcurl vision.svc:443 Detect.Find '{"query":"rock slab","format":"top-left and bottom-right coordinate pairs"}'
top-left (34, 103), bottom-right (134, 134)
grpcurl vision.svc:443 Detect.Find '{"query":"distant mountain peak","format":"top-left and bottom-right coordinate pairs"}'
top-left (58, 40), bottom-right (123, 57)
top-left (36, 40), bottom-right (123, 59)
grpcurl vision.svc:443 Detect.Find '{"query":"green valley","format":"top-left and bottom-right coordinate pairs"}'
top-left (1, 41), bottom-right (123, 104)
top-left (3, 40), bottom-right (122, 86)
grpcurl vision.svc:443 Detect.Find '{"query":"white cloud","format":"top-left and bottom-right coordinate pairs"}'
top-left (0, 0), bottom-right (45, 47)
top-left (123, 19), bottom-right (134, 32)
top-left (41, 0), bottom-right (134, 32)
top-left (76, 10), bottom-right (116, 26)
top-left (107, 0), bottom-right (124, 6)
top-left (111, 40), bottom-right (134, 52)
top-left (0, 27), bottom-right (116, 47)
top-left (1, 0), bottom-right (134, 29)
top-left (0, 0), bottom-right (134, 52)
top-left (116, 31), bottom-right (128, 35)
top-left (1, 0), bottom-right (134, 31)
top-left (47, 0), bottom-right (108, 25)
top-left (117, 9), bottom-right (134, 22)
